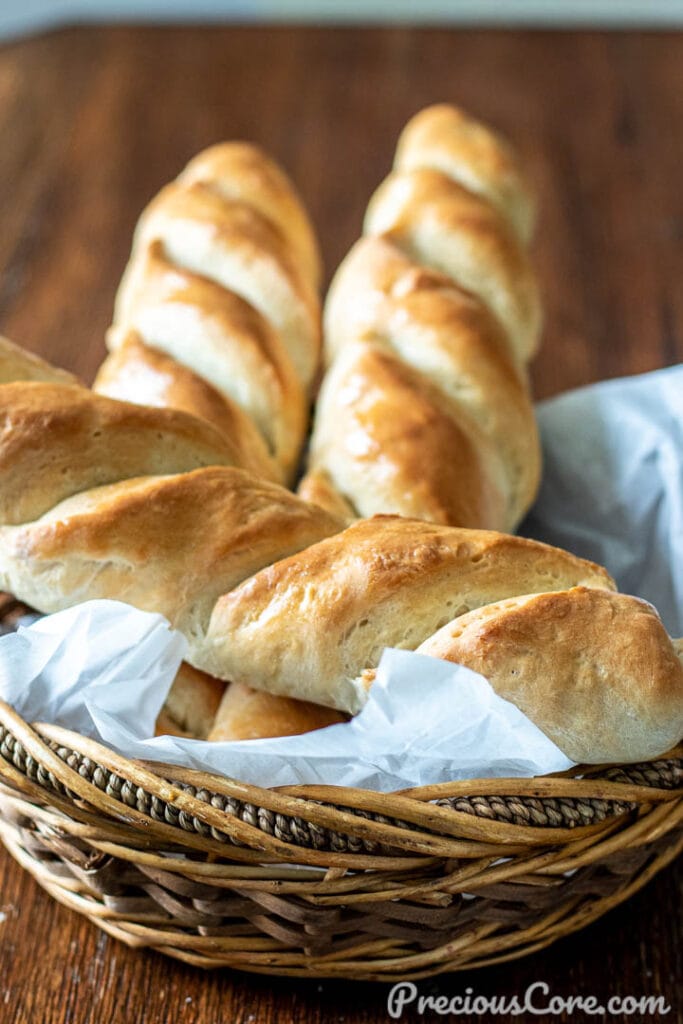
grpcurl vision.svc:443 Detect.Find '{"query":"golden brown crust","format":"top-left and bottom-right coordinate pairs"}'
top-left (157, 662), bottom-right (227, 739)
top-left (0, 382), bottom-right (249, 526)
top-left (105, 241), bottom-right (307, 480)
top-left (309, 236), bottom-right (540, 532)
top-left (206, 517), bottom-right (615, 712)
top-left (296, 468), bottom-right (357, 522)
top-left (305, 104), bottom-right (541, 531)
top-left (130, 179), bottom-right (319, 387)
top-left (178, 142), bottom-right (322, 289)
top-left (207, 681), bottom-right (345, 741)
top-left (154, 708), bottom-right (192, 739)
top-left (105, 143), bottom-right (319, 483)
top-left (95, 332), bottom-right (278, 482)
top-left (394, 104), bottom-right (536, 243)
top-left (365, 168), bottom-right (540, 362)
top-left (416, 588), bottom-right (683, 763)
top-left (303, 340), bottom-right (509, 527)
top-left (0, 467), bottom-right (344, 666)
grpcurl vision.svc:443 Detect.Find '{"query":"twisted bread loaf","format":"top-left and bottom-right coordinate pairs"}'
top-left (94, 144), bottom-right (321, 484)
top-left (300, 104), bottom-right (541, 531)
top-left (0, 376), bottom-right (681, 761)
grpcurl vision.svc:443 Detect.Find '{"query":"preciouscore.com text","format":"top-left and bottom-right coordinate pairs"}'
top-left (387, 981), bottom-right (672, 1018)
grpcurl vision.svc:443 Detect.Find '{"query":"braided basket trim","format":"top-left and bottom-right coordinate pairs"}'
top-left (1, 714), bottom-right (682, 861)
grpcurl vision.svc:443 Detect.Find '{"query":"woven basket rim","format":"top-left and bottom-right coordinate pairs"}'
top-left (1, 596), bottom-right (682, 979)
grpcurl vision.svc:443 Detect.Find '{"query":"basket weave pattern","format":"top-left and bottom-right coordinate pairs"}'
top-left (0, 595), bottom-right (681, 980)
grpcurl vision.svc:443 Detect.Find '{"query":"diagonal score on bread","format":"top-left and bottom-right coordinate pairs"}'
top-left (94, 143), bottom-right (321, 485)
top-left (300, 104), bottom-right (542, 531)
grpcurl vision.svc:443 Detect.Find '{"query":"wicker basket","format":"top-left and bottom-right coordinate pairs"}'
top-left (0, 594), bottom-right (681, 980)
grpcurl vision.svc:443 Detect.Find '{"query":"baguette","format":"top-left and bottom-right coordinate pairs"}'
top-left (95, 144), bottom-right (320, 484)
top-left (300, 105), bottom-right (541, 531)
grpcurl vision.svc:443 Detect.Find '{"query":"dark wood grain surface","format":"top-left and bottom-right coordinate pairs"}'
top-left (0, 24), bottom-right (681, 1024)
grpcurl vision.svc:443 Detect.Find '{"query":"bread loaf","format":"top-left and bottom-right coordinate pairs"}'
top-left (300, 104), bottom-right (541, 531)
top-left (0, 384), bottom-right (611, 711)
top-left (90, 144), bottom-right (331, 742)
top-left (94, 144), bottom-right (321, 484)
top-left (0, 372), bottom-right (679, 762)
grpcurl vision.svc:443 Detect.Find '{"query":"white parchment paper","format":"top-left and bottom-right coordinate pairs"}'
top-left (0, 363), bottom-right (680, 790)
top-left (525, 364), bottom-right (683, 637)
top-left (0, 602), bottom-right (573, 790)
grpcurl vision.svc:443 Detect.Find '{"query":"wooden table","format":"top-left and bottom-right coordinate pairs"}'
top-left (0, 24), bottom-right (681, 1024)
